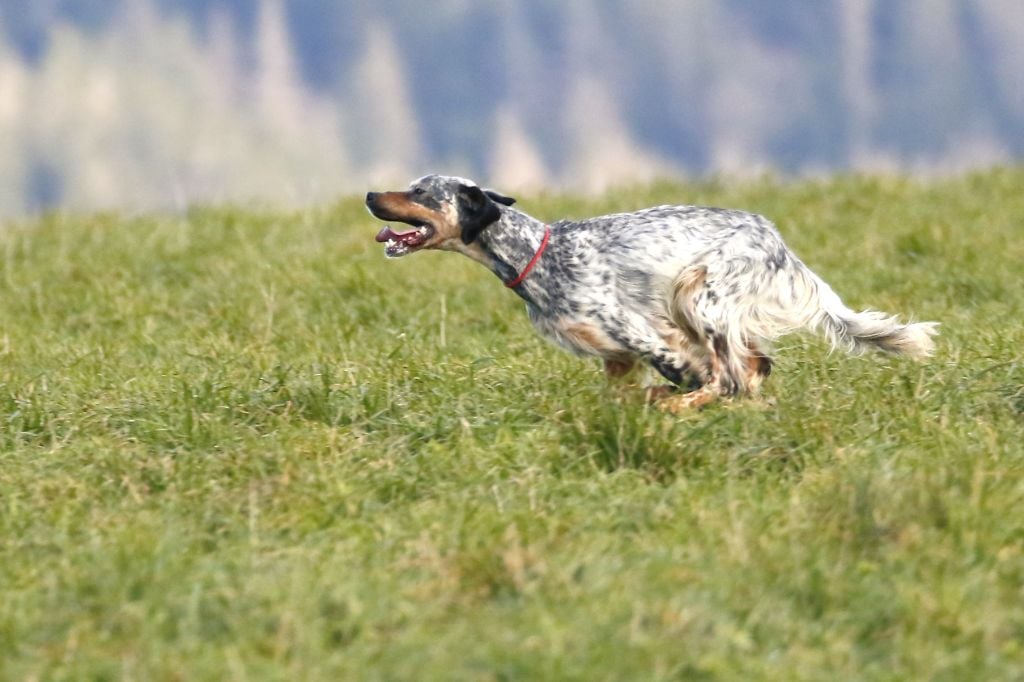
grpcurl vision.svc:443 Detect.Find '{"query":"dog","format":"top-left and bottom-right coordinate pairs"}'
top-left (366, 175), bottom-right (937, 411)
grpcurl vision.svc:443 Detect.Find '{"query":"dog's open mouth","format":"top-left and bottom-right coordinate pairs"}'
top-left (374, 221), bottom-right (434, 258)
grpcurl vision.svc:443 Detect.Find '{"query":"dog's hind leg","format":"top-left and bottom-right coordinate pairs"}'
top-left (656, 331), bottom-right (750, 412)
top-left (656, 267), bottom-right (768, 412)
top-left (654, 334), bottom-right (726, 412)
top-left (653, 265), bottom-right (729, 411)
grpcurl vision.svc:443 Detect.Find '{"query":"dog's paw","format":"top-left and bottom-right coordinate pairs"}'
top-left (654, 387), bottom-right (718, 413)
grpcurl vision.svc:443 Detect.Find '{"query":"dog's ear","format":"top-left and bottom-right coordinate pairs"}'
top-left (484, 189), bottom-right (516, 206)
top-left (458, 184), bottom-right (503, 244)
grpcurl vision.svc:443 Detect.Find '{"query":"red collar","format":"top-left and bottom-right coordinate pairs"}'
top-left (505, 226), bottom-right (551, 288)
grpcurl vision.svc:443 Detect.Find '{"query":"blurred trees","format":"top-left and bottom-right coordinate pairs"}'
top-left (0, 0), bottom-right (1021, 216)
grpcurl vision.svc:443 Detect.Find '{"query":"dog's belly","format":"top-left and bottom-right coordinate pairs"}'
top-left (530, 314), bottom-right (630, 359)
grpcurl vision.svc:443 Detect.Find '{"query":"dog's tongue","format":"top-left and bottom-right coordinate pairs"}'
top-left (375, 226), bottom-right (422, 244)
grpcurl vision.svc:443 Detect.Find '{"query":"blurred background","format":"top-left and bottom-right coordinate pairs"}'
top-left (1, 0), bottom-right (1022, 218)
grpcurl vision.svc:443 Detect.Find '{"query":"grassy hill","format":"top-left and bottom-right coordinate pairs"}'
top-left (2, 170), bottom-right (1023, 680)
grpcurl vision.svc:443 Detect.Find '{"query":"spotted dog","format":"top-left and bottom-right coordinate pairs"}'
top-left (366, 175), bottom-right (937, 411)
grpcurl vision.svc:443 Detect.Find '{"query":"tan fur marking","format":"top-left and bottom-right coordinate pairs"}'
top-left (744, 345), bottom-right (771, 394)
top-left (373, 192), bottom-right (458, 245)
top-left (373, 193), bottom-right (443, 224)
top-left (656, 387), bottom-right (718, 413)
top-left (670, 266), bottom-right (707, 344)
top-left (562, 323), bottom-right (620, 356)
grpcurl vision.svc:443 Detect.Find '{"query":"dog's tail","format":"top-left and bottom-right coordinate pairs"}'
top-left (781, 265), bottom-right (938, 358)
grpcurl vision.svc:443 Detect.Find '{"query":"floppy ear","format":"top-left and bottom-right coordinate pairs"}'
top-left (458, 185), bottom-right (503, 244)
top-left (484, 189), bottom-right (516, 206)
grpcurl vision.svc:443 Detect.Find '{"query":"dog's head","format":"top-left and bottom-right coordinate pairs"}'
top-left (366, 175), bottom-right (515, 258)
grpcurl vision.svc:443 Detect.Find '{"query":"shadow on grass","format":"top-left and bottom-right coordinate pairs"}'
top-left (558, 399), bottom-right (811, 482)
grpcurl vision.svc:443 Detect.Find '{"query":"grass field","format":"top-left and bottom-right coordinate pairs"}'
top-left (1, 169), bottom-right (1023, 680)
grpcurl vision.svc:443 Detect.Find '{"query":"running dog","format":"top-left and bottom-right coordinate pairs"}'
top-left (366, 175), bottom-right (937, 411)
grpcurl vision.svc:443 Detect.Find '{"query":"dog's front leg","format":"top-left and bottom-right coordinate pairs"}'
top-left (603, 357), bottom-right (637, 379)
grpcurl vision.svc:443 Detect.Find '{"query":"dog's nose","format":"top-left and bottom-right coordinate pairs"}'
top-left (365, 191), bottom-right (379, 205)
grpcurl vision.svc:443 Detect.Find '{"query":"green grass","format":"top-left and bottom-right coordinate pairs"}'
top-left (2, 169), bottom-right (1023, 680)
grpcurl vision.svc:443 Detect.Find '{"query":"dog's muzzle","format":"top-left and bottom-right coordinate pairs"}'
top-left (366, 192), bottom-right (434, 258)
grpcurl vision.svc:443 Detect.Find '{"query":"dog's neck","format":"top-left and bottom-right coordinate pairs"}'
top-left (474, 208), bottom-right (551, 296)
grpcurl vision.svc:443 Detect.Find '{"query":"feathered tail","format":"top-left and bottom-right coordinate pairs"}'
top-left (788, 266), bottom-right (938, 358)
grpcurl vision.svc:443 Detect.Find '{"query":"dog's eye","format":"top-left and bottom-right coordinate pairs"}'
top-left (412, 187), bottom-right (426, 196)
